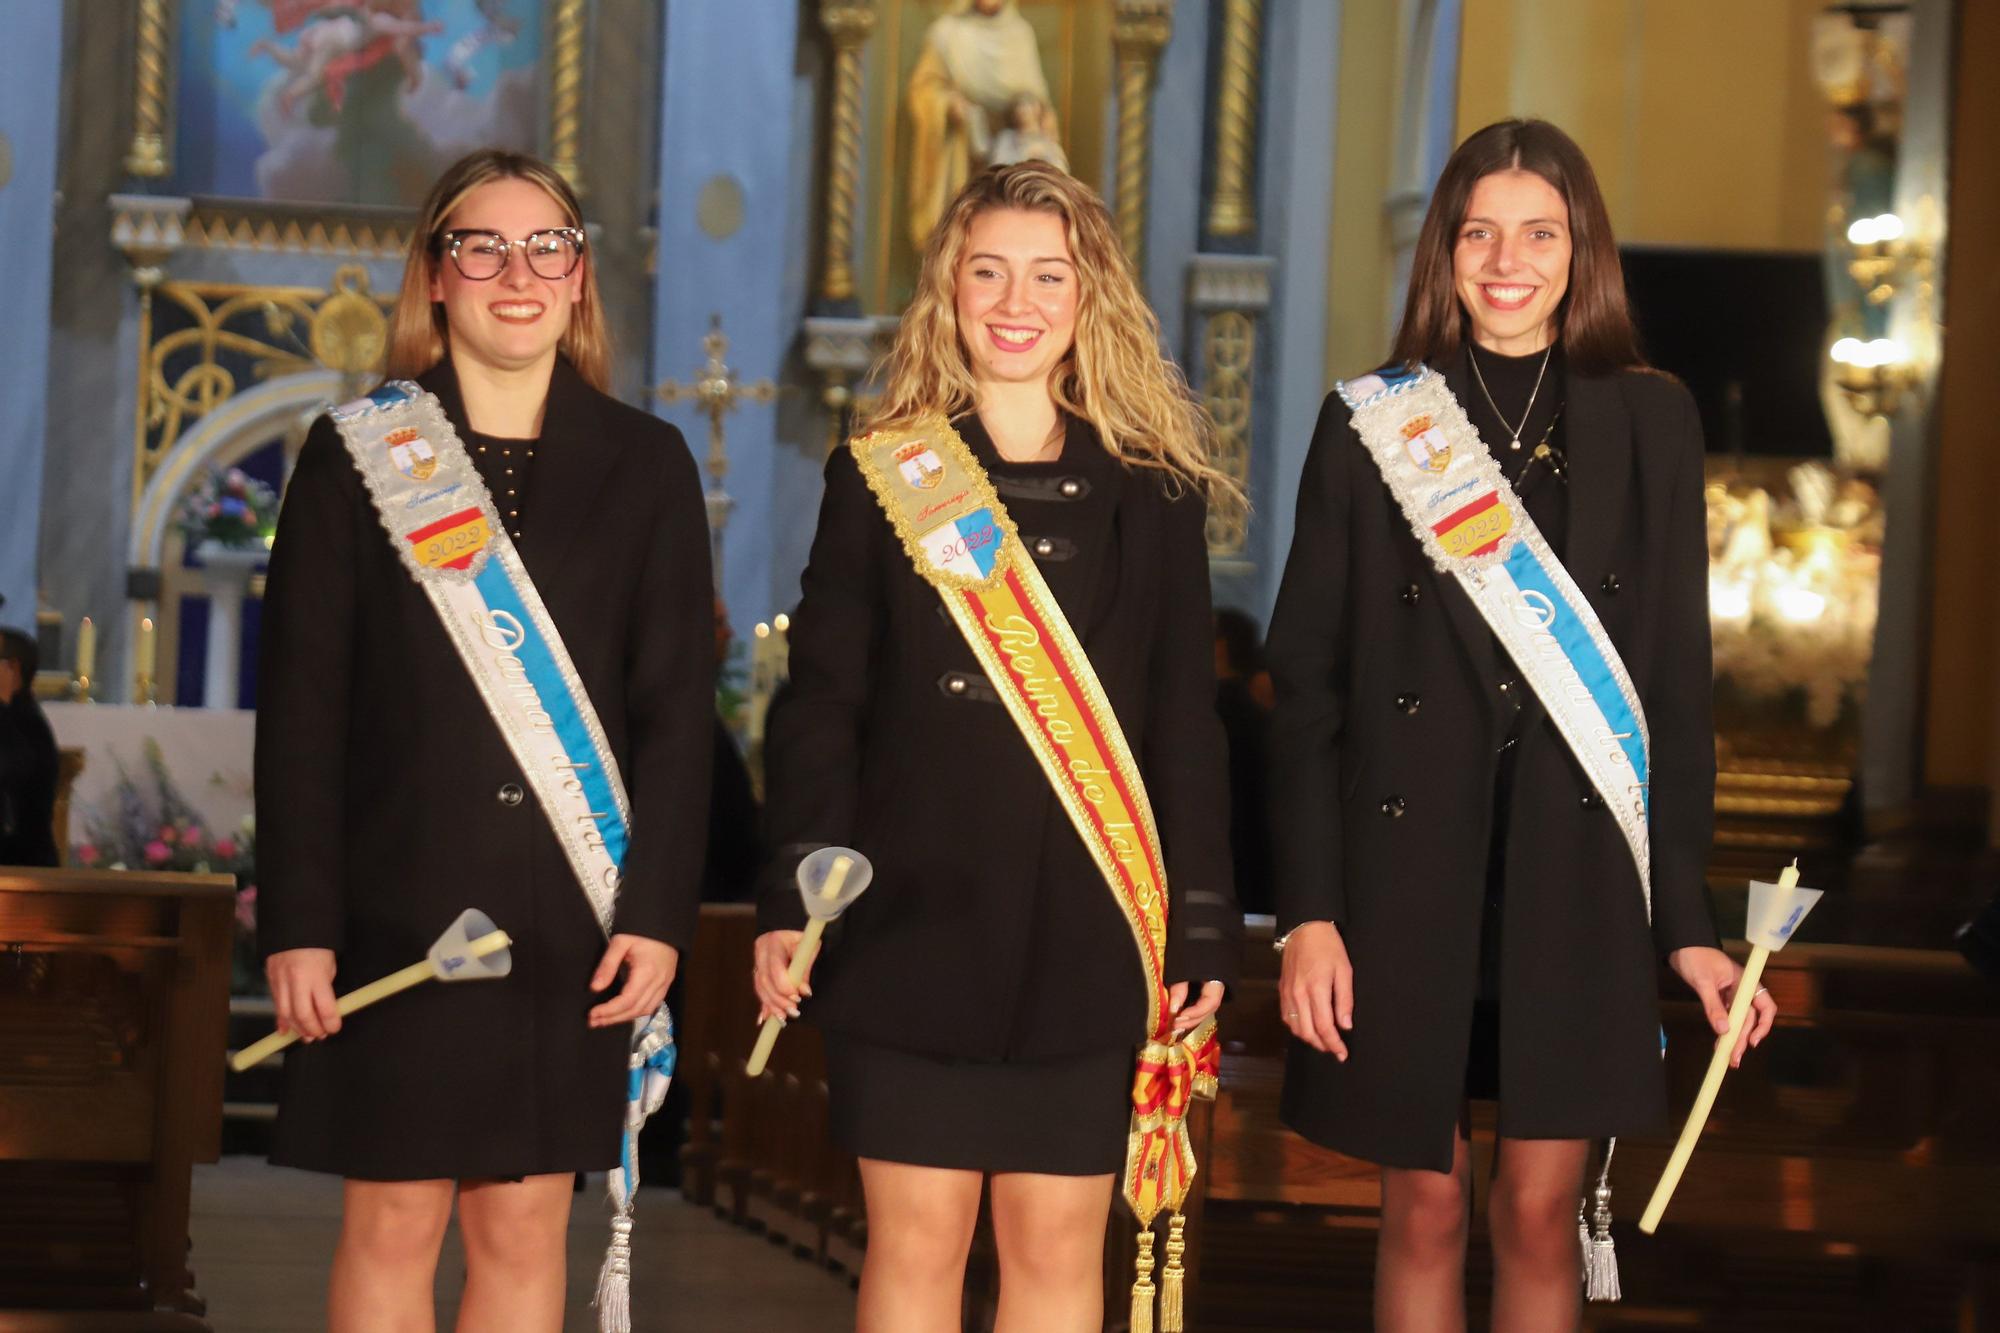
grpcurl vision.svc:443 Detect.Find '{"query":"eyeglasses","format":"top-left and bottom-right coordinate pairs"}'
top-left (436, 228), bottom-right (586, 281)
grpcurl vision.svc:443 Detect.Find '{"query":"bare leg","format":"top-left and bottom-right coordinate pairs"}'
top-left (1375, 1120), bottom-right (1473, 1333)
top-left (453, 1174), bottom-right (574, 1333)
top-left (329, 1178), bottom-right (454, 1333)
top-left (855, 1158), bottom-right (984, 1333)
top-left (1487, 1137), bottom-right (1590, 1333)
top-left (988, 1171), bottom-right (1116, 1333)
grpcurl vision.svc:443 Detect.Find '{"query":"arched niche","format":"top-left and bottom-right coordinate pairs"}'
top-left (125, 369), bottom-right (346, 706)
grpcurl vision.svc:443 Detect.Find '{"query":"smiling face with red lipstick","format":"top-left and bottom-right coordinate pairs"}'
top-left (428, 175), bottom-right (584, 380)
top-left (954, 207), bottom-right (1079, 393)
top-left (1452, 168), bottom-right (1571, 357)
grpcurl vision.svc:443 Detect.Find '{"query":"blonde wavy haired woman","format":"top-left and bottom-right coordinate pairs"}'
top-left (754, 161), bottom-right (1244, 1332)
top-left (258, 148), bottom-right (713, 1331)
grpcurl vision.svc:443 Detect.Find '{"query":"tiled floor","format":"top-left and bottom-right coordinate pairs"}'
top-left (190, 1156), bottom-right (853, 1332)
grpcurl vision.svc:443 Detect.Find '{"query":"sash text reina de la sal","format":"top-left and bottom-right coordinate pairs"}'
top-left (983, 608), bottom-right (1156, 904)
top-left (475, 604), bottom-right (621, 889)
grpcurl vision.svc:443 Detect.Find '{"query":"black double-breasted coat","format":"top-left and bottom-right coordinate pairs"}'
top-left (758, 416), bottom-right (1242, 1061)
top-left (255, 358), bottom-right (714, 1181)
top-left (1268, 360), bottom-right (1720, 1172)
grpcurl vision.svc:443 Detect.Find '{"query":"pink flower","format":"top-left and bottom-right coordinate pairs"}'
top-left (207, 503), bottom-right (223, 519)
top-left (181, 826), bottom-right (205, 851)
top-left (212, 837), bottom-right (238, 860)
top-left (76, 843), bottom-right (100, 866)
top-left (144, 840), bottom-right (172, 865)
top-left (235, 886), bottom-right (258, 932)
top-left (158, 825), bottom-right (178, 844)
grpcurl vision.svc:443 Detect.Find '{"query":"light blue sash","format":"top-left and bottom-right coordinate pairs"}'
top-left (330, 380), bottom-right (673, 1331)
top-left (1339, 365), bottom-right (1652, 917)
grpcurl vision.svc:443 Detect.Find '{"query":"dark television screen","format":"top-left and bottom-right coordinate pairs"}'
top-left (1619, 247), bottom-right (1833, 457)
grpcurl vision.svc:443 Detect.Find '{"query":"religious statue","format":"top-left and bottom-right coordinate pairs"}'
top-left (906, 0), bottom-right (1067, 248)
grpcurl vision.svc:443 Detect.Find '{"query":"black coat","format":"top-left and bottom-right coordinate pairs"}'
top-left (1268, 361), bottom-right (1720, 1172)
top-left (759, 416), bottom-right (1241, 1061)
top-left (0, 693), bottom-right (59, 868)
top-left (255, 358), bottom-right (714, 1180)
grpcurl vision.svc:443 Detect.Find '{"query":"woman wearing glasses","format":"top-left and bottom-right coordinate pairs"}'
top-left (1267, 120), bottom-right (1777, 1329)
top-left (256, 149), bottom-right (713, 1330)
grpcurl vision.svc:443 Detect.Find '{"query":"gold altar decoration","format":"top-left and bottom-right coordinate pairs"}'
top-left (130, 269), bottom-right (393, 504)
top-left (1202, 312), bottom-right (1254, 556)
top-left (126, 0), bottom-right (175, 178)
top-left (1206, 0), bottom-right (1262, 239)
top-left (654, 315), bottom-right (778, 570)
top-left (817, 1), bottom-right (879, 307)
top-left (1704, 459), bottom-right (1882, 834)
top-left (179, 202), bottom-right (413, 258)
top-left (1111, 0), bottom-right (1173, 270)
top-left (547, 0), bottom-right (588, 192)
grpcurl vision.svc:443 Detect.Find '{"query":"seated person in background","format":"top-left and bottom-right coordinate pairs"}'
top-left (0, 626), bottom-right (60, 868)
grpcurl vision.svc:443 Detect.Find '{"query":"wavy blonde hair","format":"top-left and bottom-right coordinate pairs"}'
top-left (385, 148), bottom-right (612, 392)
top-left (867, 162), bottom-right (1239, 514)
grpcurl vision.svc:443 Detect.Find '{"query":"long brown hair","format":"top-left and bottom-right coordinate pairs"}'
top-left (868, 162), bottom-right (1240, 514)
top-left (1390, 119), bottom-right (1644, 377)
top-left (384, 149), bottom-right (613, 392)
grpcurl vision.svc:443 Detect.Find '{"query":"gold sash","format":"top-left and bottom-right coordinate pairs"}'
top-left (851, 415), bottom-right (1218, 1332)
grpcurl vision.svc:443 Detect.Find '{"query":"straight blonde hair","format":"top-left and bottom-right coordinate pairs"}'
top-left (867, 162), bottom-right (1241, 516)
top-left (385, 149), bottom-right (612, 393)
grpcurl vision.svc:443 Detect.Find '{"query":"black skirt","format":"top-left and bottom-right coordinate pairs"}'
top-left (825, 1035), bottom-right (1132, 1176)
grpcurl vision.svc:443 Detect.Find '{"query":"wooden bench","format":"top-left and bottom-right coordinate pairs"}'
top-left (0, 868), bottom-right (235, 1330)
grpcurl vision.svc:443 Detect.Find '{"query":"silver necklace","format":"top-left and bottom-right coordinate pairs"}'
top-left (1469, 343), bottom-right (1553, 452)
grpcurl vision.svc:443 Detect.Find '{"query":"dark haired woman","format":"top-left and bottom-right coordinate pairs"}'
top-left (1266, 118), bottom-right (1779, 1330)
top-left (257, 149), bottom-right (713, 1330)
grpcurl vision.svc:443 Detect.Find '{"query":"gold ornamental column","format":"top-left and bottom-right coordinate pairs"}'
top-left (1205, 0), bottom-right (1263, 240)
top-left (547, 0), bottom-right (588, 193)
top-left (126, 0), bottom-right (177, 178)
top-left (1111, 0), bottom-right (1174, 272)
top-left (817, 1), bottom-right (877, 310)
top-left (804, 0), bottom-right (887, 457)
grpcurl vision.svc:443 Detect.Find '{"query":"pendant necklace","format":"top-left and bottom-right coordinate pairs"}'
top-left (1470, 343), bottom-right (1554, 452)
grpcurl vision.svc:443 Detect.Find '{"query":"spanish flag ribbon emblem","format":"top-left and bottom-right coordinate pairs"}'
top-left (1431, 489), bottom-right (1513, 560)
top-left (405, 507), bottom-right (492, 571)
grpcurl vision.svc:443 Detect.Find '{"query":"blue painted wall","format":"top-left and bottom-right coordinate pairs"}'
top-left (650, 0), bottom-right (810, 642)
top-left (0, 4), bottom-right (64, 632)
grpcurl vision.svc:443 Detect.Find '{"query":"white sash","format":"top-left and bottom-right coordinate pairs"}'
top-left (1340, 365), bottom-right (1652, 919)
top-left (329, 380), bottom-right (671, 1332)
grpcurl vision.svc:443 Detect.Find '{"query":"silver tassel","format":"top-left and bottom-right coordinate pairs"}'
top-left (594, 1211), bottom-right (634, 1333)
top-left (1583, 1138), bottom-right (1622, 1303)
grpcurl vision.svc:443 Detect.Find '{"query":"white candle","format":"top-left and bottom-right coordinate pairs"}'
top-left (137, 616), bottom-right (157, 701)
top-left (75, 616), bottom-right (96, 684)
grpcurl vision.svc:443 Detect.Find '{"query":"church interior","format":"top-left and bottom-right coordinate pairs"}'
top-left (1, 0), bottom-right (1997, 1329)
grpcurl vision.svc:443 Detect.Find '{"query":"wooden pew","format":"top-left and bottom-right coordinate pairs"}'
top-left (1193, 918), bottom-right (2000, 1330)
top-left (0, 868), bottom-right (235, 1331)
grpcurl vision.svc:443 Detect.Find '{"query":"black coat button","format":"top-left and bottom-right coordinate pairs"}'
top-left (1401, 583), bottom-right (1422, 606)
top-left (1601, 573), bottom-right (1621, 595)
top-left (1379, 795), bottom-right (1406, 818)
top-left (1580, 791), bottom-right (1601, 810)
top-left (497, 783), bottom-right (525, 807)
top-left (1395, 693), bottom-right (1421, 715)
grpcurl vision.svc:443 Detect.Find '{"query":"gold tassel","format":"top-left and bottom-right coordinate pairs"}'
top-left (1159, 1212), bottom-right (1187, 1332)
top-left (1129, 1227), bottom-right (1157, 1333)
